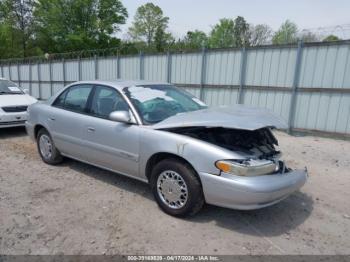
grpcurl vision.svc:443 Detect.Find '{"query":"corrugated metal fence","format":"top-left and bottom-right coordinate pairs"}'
top-left (1, 41), bottom-right (350, 137)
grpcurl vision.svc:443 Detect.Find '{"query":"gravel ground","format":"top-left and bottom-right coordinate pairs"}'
top-left (0, 127), bottom-right (349, 255)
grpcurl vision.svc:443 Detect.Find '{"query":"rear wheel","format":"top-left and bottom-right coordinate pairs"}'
top-left (150, 158), bottom-right (204, 217)
top-left (37, 128), bottom-right (63, 165)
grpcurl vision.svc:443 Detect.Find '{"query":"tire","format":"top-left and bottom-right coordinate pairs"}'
top-left (37, 128), bottom-right (63, 165)
top-left (150, 158), bottom-right (204, 217)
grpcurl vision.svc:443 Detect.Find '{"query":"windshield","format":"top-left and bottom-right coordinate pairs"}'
top-left (0, 80), bottom-right (23, 94)
top-left (123, 85), bottom-right (207, 124)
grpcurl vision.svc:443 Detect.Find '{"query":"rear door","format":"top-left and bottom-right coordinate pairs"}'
top-left (48, 84), bottom-right (94, 159)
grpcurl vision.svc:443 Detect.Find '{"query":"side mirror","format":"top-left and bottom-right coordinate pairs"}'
top-left (109, 111), bottom-right (135, 124)
top-left (23, 88), bottom-right (29, 94)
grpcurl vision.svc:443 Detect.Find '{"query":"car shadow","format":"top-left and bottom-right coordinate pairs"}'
top-left (62, 158), bottom-right (154, 202)
top-left (187, 191), bottom-right (313, 237)
top-left (0, 126), bottom-right (28, 139)
top-left (62, 158), bottom-right (313, 237)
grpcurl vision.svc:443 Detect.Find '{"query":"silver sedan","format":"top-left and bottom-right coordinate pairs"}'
top-left (26, 80), bottom-right (307, 217)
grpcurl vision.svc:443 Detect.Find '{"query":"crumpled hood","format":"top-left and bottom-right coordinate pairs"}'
top-left (0, 94), bottom-right (37, 108)
top-left (152, 106), bottom-right (288, 130)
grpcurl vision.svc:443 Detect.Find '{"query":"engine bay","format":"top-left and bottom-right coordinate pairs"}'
top-left (165, 126), bottom-right (281, 160)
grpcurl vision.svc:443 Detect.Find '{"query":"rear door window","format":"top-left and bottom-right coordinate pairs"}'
top-left (53, 85), bottom-right (93, 113)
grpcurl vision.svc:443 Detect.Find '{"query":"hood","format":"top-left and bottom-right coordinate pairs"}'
top-left (152, 106), bottom-right (288, 131)
top-left (0, 94), bottom-right (37, 107)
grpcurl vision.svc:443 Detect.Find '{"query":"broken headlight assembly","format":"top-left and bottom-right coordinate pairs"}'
top-left (215, 159), bottom-right (279, 177)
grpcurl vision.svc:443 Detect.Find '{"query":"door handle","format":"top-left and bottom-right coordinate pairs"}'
top-left (87, 127), bottom-right (95, 132)
top-left (48, 117), bottom-right (55, 121)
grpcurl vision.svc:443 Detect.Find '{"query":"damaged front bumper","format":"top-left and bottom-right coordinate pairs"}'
top-left (199, 168), bottom-right (308, 210)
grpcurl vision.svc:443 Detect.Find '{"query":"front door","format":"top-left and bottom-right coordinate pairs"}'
top-left (82, 85), bottom-right (140, 178)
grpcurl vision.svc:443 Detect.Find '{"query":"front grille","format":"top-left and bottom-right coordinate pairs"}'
top-left (2, 106), bottom-right (28, 113)
top-left (0, 120), bottom-right (25, 125)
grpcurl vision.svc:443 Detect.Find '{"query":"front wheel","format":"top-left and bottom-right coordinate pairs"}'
top-left (37, 128), bottom-right (63, 165)
top-left (150, 158), bottom-right (204, 217)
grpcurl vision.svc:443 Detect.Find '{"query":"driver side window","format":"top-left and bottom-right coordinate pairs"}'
top-left (90, 85), bottom-right (129, 119)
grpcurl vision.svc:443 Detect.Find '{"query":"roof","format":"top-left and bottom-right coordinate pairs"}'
top-left (70, 79), bottom-right (170, 91)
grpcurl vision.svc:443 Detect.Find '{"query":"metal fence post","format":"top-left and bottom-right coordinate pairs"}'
top-left (199, 47), bottom-right (207, 101)
top-left (94, 55), bottom-right (98, 79)
top-left (62, 58), bottom-right (66, 87)
top-left (17, 61), bottom-right (21, 87)
top-left (288, 40), bottom-right (304, 133)
top-left (139, 51), bottom-right (144, 80)
top-left (237, 47), bottom-right (247, 104)
top-left (167, 51), bottom-right (172, 83)
top-left (38, 61), bottom-right (42, 99)
top-left (29, 61), bottom-right (32, 95)
top-left (9, 63), bottom-right (12, 80)
top-left (117, 53), bottom-right (120, 79)
top-left (78, 56), bottom-right (82, 81)
top-left (49, 59), bottom-right (53, 96)
top-left (0, 63), bottom-right (3, 78)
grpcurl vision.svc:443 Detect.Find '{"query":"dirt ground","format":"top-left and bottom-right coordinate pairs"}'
top-left (0, 127), bottom-right (349, 255)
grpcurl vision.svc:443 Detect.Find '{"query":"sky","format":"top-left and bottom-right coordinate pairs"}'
top-left (118, 0), bottom-right (350, 39)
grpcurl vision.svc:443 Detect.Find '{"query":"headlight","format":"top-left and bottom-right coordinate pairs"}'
top-left (215, 159), bottom-right (278, 177)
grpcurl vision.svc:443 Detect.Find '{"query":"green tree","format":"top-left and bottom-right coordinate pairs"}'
top-left (154, 26), bottom-right (174, 52)
top-left (0, 0), bottom-right (36, 57)
top-left (34, 0), bottom-right (127, 53)
top-left (209, 18), bottom-right (235, 48)
top-left (249, 24), bottom-right (272, 46)
top-left (272, 20), bottom-right (298, 44)
top-left (128, 3), bottom-right (169, 46)
top-left (96, 0), bottom-right (128, 43)
top-left (0, 24), bottom-right (19, 58)
top-left (300, 31), bottom-right (319, 42)
top-left (232, 16), bottom-right (250, 47)
top-left (323, 34), bottom-right (341, 42)
top-left (209, 17), bottom-right (251, 48)
top-left (183, 30), bottom-right (208, 49)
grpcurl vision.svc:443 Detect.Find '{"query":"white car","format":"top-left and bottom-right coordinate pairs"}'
top-left (0, 78), bottom-right (37, 128)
